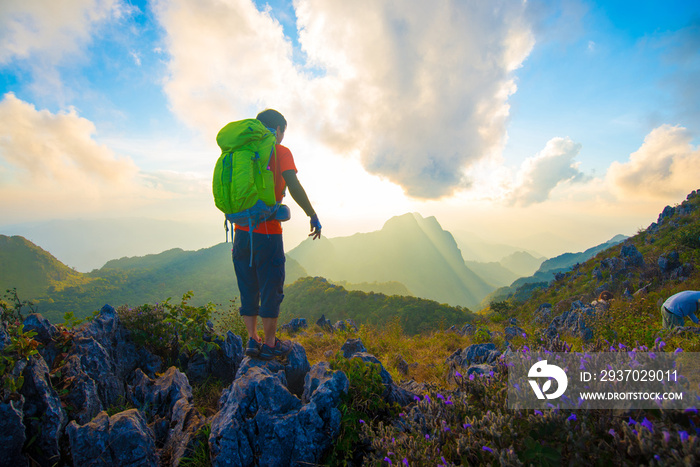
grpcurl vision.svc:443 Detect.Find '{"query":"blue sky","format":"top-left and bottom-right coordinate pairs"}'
top-left (1, 0), bottom-right (699, 259)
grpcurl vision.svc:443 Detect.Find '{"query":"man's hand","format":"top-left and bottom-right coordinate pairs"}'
top-left (309, 214), bottom-right (322, 240)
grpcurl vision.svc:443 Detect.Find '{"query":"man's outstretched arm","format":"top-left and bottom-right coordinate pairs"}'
top-left (282, 170), bottom-right (321, 239)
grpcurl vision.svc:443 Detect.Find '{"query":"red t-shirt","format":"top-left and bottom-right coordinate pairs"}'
top-left (235, 144), bottom-right (297, 235)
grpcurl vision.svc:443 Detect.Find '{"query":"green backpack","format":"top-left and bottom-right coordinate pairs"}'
top-left (213, 119), bottom-right (285, 260)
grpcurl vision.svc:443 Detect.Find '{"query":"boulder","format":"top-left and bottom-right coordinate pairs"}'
top-left (22, 313), bottom-right (61, 367)
top-left (504, 326), bottom-right (525, 342)
top-left (67, 409), bottom-right (158, 466)
top-left (0, 396), bottom-right (28, 467)
top-left (341, 338), bottom-right (367, 358)
top-left (185, 331), bottom-right (244, 385)
top-left (128, 367), bottom-right (207, 466)
top-left (533, 304), bottom-right (552, 325)
top-left (315, 314), bottom-right (333, 331)
top-left (333, 319), bottom-right (359, 332)
top-left (60, 354), bottom-right (104, 425)
top-left (544, 303), bottom-right (599, 341)
top-left (620, 244), bottom-right (644, 268)
top-left (233, 341), bottom-right (310, 398)
top-left (280, 318), bottom-right (308, 334)
top-left (0, 322), bottom-right (7, 351)
top-left (68, 336), bottom-right (124, 408)
top-left (210, 363), bottom-right (347, 467)
top-left (446, 343), bottom-right (501, 383)
top-left (20, 355), bottom-right (67, 466)
top-left (22, 313), bottom-right (58, 344)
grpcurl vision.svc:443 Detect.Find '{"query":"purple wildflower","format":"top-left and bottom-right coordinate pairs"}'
top-left (641, 418), bottom-right (653, 432)
top-left (632, 429), bottom-right (638, 436)
top-left (663, 431), bottom-right (670, 444)
top-left (469, 373), bottom-right (475, 381)
top-left (455, 370), bottom-right (463, 378)
top-left (675, 348), bottom-right (684, 354)
top-left (534, 410), bottom-right (543, 416)
top-left (628, 417), bottom-right (637, 426)
top-left (463, 423), bottom-right (472, 429)
top-left (522, 332), bottom-right (527, 338)
top-left (482, 446), bottom-right (493, 453)
top-left (403, 459), bottom-right (409, 467)
top-left (437, 394), bottom-right (445, 401)
top-left (680, 431), bottom-right (689, 443)
top-left (608, 428), bottom-right (616, 436)
top-left (359, 419), bottom-right (365, 424)
top-left (425, 434), bottom-right (430, 440)
top-left (659, 341), bottom-right (666, 349)
top-left (685, 407), bottom-right (698, 414)
top-left (413, 395), bottom-right (421, 401)
top-left (567, 414), bottom-right (576, 422)
top-left (384, 457), bottom-right (392, 465)
top-left (425, 395), bottom-right (431, 403)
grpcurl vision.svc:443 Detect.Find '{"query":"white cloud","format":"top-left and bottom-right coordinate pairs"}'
top-left (607, 124), bottom-right (700, 200)
top-left (508, 137), bottom-right (588, 206)
top-left (0, 0), bottom-right (126, 64)
top-left (0, 93), bottom-right (194, 222)
top-left (154, 0), bottom-right (535, 199)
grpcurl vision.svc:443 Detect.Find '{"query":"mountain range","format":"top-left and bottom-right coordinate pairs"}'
top-left (287, 213), bottom-right (494, 309)
top-left (1, 212), bottom-right (627, 321)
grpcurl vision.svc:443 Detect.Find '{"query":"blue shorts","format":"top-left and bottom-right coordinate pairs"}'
top-left (232, 230), bottom-right (285, 319)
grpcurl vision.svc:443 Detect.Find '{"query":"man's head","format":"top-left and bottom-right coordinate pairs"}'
top-left (256, 109), bottom-right (287, 143)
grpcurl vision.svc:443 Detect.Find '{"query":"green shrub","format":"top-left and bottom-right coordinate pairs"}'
top-left (325, 353), bottom-right (400, 466)
top-left (117, 291), bottom-right (219, 366)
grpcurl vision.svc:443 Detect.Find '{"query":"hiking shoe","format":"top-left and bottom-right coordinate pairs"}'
top-left (245, 337), bottom-right (261, 358)
top-left (258, 338), bottom-right (293, 361)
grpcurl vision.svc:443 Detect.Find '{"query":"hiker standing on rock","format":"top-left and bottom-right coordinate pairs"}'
top-left (226, 109), bottom-right (321, 360)
top-left (661, 290), bottom-right (700, 329)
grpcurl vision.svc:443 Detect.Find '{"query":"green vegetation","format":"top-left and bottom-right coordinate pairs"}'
top-left (326, 353), bottom-right (400, 466)
top-left (280, 277), bottom-right (474, 335)
top-left (116, 291), bottom-right (219, 365)
top-left (0, 289), bottom-right (39, 400)
top-left (4, 192), bottom-right (700, 465)
top-left (0, 239), bottom-right (306, 323)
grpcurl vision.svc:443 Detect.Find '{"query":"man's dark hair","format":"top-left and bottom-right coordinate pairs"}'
top-left (256, 109), bottom-right (287, 131)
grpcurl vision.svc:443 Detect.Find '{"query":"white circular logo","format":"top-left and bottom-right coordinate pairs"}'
top-left (528, 360), bottom-right (568, 400)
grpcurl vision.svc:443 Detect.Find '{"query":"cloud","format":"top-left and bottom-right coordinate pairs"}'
top-left (0, 0), bottom-right (129, 102)
top-left (0, 0), bottom-right (125, 65)
top-left (154, 0), bottom-right (535, 199)
top-left (607, 124), bottom-right (700, 200)
top-left (0, 93), bottom-right (173, 221)
top-left (507, 137), bottom-right (588, 206)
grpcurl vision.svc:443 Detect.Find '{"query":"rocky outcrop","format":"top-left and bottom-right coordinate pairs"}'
top-left (0, 396), bottom-right (27, 467)
top-left (66, 409), bottom-right (158, 466)
top-left (209, 362), bottom-right (349, 466)
top-left (20, 355), bottom-right (67, 466)
top-left (445, 343), bottom-right (501, 383)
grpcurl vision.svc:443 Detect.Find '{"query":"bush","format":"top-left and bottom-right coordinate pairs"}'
top-left (117, 291), bottom-right (219, 366)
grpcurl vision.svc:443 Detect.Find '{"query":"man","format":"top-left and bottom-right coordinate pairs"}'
top-left (661, 290), bottom-right (700, 329)
top-left (233, 109), bottom-right (321, 360)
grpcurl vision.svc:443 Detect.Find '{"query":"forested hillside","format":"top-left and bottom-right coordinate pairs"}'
top-left (0, 240), bottom-right (307, 322)
top-left (280, 276), bottom-right (474, 335)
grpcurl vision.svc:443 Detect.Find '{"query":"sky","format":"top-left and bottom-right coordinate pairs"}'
top-left (1, 0), bottom-right (699, 262)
